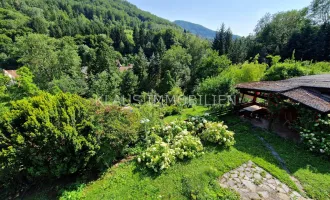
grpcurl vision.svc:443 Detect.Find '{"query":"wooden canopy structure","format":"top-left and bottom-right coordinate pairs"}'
top-left (236, 74), bottom-right (330, 114)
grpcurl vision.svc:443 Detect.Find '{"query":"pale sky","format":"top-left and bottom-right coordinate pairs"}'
top-left (128, 0), bottom-right (312, 36)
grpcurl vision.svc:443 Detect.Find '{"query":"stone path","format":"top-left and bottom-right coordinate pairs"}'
top-left (219, 161), bottom-right (310, 200)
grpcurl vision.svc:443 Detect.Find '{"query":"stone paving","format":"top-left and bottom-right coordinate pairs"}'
top-left (219, 161), bottom-right (310, 200)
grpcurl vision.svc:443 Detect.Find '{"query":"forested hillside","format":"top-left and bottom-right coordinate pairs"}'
top-left (0, 0), bottom-right (329, 108)
top-left (0, 0), bottom-right (329, 106)
top-left (174, 20), bottom-right (239, 40)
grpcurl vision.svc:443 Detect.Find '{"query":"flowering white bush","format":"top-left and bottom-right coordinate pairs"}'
top-left (172, 130), bottom-right (204, 160)
top-left (150, 123), bottom-right (183, 142)
top-left (200, 122), bottom-right (235, 147)
top-left (300, 114), bottom-right (330, 155)
top-left (138, 141), bottom-right (176, 172)
top-left (138, 117), bottom-right (235, 172)
top-left (186, 116), bottom-right (208, 134)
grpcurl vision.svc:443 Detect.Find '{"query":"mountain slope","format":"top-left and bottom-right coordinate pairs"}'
top-left (174, 20), bottom-right (239, 40)
top-left (0, 0), bottom-right (180, 38)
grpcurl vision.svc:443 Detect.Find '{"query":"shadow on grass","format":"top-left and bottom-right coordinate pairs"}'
top-left (12, 155), bottom-right (137, 200)
top-left (7, 169), bottom-right (101, 200)
top-left (221, 114), bottom-right (330, 175)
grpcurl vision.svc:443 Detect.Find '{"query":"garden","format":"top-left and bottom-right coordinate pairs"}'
top-left (2, 101), bottom-right (327, 200)
top-left (1, 68), bottom-right (330, 200)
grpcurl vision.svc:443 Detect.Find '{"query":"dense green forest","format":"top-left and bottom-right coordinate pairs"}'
top-left (0, 0), bottom-right (329, 99)
top-left (0, 0), bottom-right (330, 198)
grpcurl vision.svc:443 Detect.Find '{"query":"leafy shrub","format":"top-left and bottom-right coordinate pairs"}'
top-left (162, 105), bottom-right (182, 117)
top-left (196, 76), bottom-right (236, 105)
top-left (138, 118), bottom-right (235, 171)
top-left (92, 103), bottom-right (140, 169)
top-left (172, 131), bottom-right (204, 160)
top-left (149, 121), bottom-right (186, 142)
top-left (138, 141), bottom-right (176, 172)
top-left (200, 122), bottom-right (235, 147)
top-left (0, 92), bottom-right (97, 188)
top-left (135, 103), bottom-right (162, 130)
top-left (167, 86), bottom-right (184, 99)
top-left (309, 62), bottom-right (330, 75)
top-left (297, 113), bottom-right (330, 156)
top-left (263, 62), bottom-right (307, 81)
top-left (186, 116), bottom-right (209, 134)
top-left (220, 61), bottom-right (267, 83)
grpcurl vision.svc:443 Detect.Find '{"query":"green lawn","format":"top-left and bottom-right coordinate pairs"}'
top-left (251, 126), bottom-right (330, 199)
top-left (163, 106), bottom-right (209, 123)
top-left (30, 108), bottom-right (330, 200)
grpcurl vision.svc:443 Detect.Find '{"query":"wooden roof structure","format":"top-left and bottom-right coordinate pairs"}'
top-left (236, 74), bottom-right (330, 113)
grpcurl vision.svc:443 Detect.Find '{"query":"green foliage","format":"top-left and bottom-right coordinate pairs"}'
top-left (181, 177), bottom-right (240, 200)
top-left (139, 141), bottom-right (176, 172)
top-left (9, 67), bottom-right (40, 99)
top-left (135, 103), bottom-right (163, 129)
top-left (0, 71), bottom-right (10, 102)
top-left (162, 105), bottom-right (182, 117)
top-left (263, 62), bottom-right (307, 81)
top-left (133, 48), bottom-right (148, 91)
top-left (267, 55), bottom-right (281, 65)
top-left (1, 0), bottom-right (177, 40)
top-left (294, 107), bottom-right (330, 156)
top-left (196, 76), bottom-right (236, 104)
top-left (90, 70), bottom-right (122, 100)
top-left (0, 92), bottom-right (97, 188)
top-left (213, 23), bottom-right (233, 56)
top-left (138, 118), bottom-right (235, 172)
top-left (228, 38), bottom-right (248, 64)
top-left (0, 8), bottom-right (32, 38)
top-left (158, 70), bottom-right (175, 95)
top-left (255, 10), bottom-right (307, 55)
top-left (93, 104), bottom-right (140, 169)
top-left (89, 40), bottom-right (118, 75)
top-left (198, 49), bottom-right (232, 79)
top-left (200, 122), bottom-right (235, 147)
top-left (309, 61), bottom-right (330, 74)
top-left (0, 67), bottom-right (40, 102)
top-left (48, 75), bottom-right (88, 95)
top-left (59, 184), bottom-right (86, 200)
top-left (172, 131), bottom-right (204, 160)
top-left (310, 0), bottom-right (330, 23)
top-left (221, 62), bottom-right (267, 83)
top-left (161, 46), bottom-right (192, 90)
top-left (15, 34), bottom-right (83, 89)
top-left (120, 70), bottom-right (138, 99)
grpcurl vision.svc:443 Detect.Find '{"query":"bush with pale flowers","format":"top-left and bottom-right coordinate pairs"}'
top-left (138, 117), bottom-right (235, 171)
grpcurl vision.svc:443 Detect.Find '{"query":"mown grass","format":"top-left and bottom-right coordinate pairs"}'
top-left (163, 106), bottom-right (209, 123)
top-left (253, 127), bottom-right (330, 199)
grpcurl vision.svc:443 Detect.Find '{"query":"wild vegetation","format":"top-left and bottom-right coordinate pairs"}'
top-left (0, 0), bottom-right (330, 199)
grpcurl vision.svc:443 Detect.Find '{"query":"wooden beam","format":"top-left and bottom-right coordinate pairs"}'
top-left (240, 91), bottom-right (270, 100)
